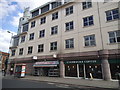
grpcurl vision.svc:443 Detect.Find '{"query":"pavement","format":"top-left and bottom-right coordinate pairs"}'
top-left (3, 74), bottom-right (120, 89)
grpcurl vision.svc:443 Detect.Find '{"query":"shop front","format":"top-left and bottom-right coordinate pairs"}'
top-left (64, 60), bottom-right (102, 79)
top-left (109, 59), bottom-right (120, 80)
top-left (33, 61), bottom-right (59, 77)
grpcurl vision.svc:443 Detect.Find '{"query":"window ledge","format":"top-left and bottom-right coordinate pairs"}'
top-left (84, 45), bottom-right (96, 48)
top-left (107, 42), bottom-right (120, 45)
top-left (38, 52), bottom-right (44, 53)
top-left (83, 24), bottom-right (94, 28)
top-left (65, 48), bottom-right (74, 50)
top-left (82, 7), bottom-right (92, 11)
top-left (65, 29), bottom-right (74, 32)
top-left (50, 50), bottom-right (57, 52)
top-left (65, 13), bottom-right (74, 17)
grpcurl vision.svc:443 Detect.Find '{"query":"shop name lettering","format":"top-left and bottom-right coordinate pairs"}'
top-left (66, 60), bottom-right (97, 64)
top-left (35, 61), bottom-right (59, 65)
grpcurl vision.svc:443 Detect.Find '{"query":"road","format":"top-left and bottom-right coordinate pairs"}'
top-left (2, 75), bottom-right (118, 90)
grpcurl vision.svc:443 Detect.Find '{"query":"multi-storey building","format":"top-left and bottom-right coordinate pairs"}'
top-left (0, 51), bottom-right (9, 71)
top-left (9, 0), bottom-right (120, 80)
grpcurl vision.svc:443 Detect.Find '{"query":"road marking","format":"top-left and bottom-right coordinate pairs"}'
top-left (56, 84), bottom-right (70, 88)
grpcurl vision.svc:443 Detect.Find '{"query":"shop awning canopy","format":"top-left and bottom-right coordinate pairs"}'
top-left (33, 61), bottom-right (59, 67)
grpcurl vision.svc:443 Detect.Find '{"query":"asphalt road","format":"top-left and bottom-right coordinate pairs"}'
top-left (2, 75), bottom-right (119, 90)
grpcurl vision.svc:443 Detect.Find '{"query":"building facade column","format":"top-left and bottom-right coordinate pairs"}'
top-left (99, 50), bottom-right (111, 80)
top-left (60, 60), bottom-right (65, 78)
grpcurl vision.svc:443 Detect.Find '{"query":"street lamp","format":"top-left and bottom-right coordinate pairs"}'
top-left (4, 31), bottom-right (13, 73)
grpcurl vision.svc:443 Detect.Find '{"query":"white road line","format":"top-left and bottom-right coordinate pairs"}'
top-left (47, 83), bottom-right (55, 85)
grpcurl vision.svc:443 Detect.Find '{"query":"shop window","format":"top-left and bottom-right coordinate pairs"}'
top-left (110, 64), bottom-right (120, 79)
top-left (85, 64), bottom-right (102, 79)
top-left (65, 64), bottom-right (77, 77)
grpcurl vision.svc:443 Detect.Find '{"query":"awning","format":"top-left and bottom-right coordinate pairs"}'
top-left (33, 64), bottom-right (58, 67)
top-left (33, 61), bottom-right (59, 67)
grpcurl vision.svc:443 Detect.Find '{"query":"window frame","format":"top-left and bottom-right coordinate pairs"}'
top-left (29, 33), bottom-right (34, 40)
top-left (39, 30), bottom-right (45, 38)
top-left (65, 38), bottom-right (74, 49)
top-left (38, 44), bottom-right (44, 53)
top-left (105, 8), bottom-right (119, 21)
top-left (31, 21), bottom-right (36, 28)
top-left (108, 30), bottom-right (120, 43)
top-left (50, 41), bottom-right (57, 51)
top-left (66, 6), bottom-right (73, 16)
top-left (40, 17), bottom-right (46, 24)
top-left (84, 34), bottom-right (96, 47)
top-left (19, 48), bottom-right (23, 55)
top-left (11, 49), bottom-right (16, 56)
top-left (51, 25), bottom-right (58, 35)
top-left (83, 15), bottom-right (94, 27)
top-left (21, 35), bottom-right (25, 43)
top-left (82, 0), bottom-right (92, 10)
top-left (65, 21), bottom-right (74, 31)
top-left (28, 46), bottom-right (33, 54)
top-left (52, 12), bottom-right (58, 20)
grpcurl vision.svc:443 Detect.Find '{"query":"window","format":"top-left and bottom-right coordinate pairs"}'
top-left (31, 21), bottom-right (35, 28)
top-left (28, 46), bottom-right (33, 54)
top-left (84, 35), bottom-right (96, 46)
top-left (32, 9), bottom-right (39, 17)
top-left (83, 15), bottom-right (94, 27)
top-left (19, 48), bottom-right (23, 55)
top-left (82, 0), bottom-right (92, 10)
top-left (51, 2), bottom-right (62, 9)
top-left (52, 12), bottom-right (58, 20)
top-left (39, 30), bottom-right (45, 38)
top-left (21, 36), bottom-right (25, 43)
top-left (65, 38), bottom-right (74, 48)
top-left (41, 5), bottom-right (49, 14)
top-left (106, 8), bottom-right (119, 21)
top-left (11, 50), bottom-right (15, 56)
top-left (108, 30), bottom-right (120, 43)
top-left (40, 17), bottom-right (46, 24)
top-left (51, 26), bottom-right (58, 35)
top-left (66, 6), bottom-right (73, 15)
top-left (22, 23), bottom-right (29, 32)
top-left (29, 33), bottom-right (34, 40)
top-left (50, 41), bottom-right (57, 51)
top-left (38, 44), bottom-right (44, 53)
top-left (65, 21), bottom-right (74, 31)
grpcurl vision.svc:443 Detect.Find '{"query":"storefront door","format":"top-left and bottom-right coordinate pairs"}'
top-left (79, 65), bottom-right (84, 77)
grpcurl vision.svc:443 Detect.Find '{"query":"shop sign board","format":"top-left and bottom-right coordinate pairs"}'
top-left (34, 61), bottom-right (59, 65)
top-left (21, 65), bottom-right (26, 77)
top-left (64, 60), bottom-right (101, 64)
top-left (108, 59), bottom-right (120, 64)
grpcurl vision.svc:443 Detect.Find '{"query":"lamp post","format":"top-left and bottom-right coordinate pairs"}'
top-left (4, 31), bottom-right (13, 74)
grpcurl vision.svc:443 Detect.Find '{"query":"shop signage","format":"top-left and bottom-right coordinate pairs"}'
top-left (108, 59), bottom-right (120, 64)
top-left (64, 60), bottom-right (101, 64)
top-left (34, 61), bottom-right (59, 65)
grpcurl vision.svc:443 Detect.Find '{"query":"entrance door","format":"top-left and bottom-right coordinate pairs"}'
top-left (79, 65), bottom-right (84, 77)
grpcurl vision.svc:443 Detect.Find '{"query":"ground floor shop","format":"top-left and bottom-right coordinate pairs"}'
top-left (64, 59), bottom-right (120, 80)
top-left (33, 61), bottom-right (60, 77)
top-left (64, 60), bottom-right (102, 79)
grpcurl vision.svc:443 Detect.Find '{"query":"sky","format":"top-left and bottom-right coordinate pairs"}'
top-left (0, 0), bottom-right (51, 53)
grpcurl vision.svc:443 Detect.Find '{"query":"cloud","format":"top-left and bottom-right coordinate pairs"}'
top-left (0, 29), bottom-right (17, 53)
top-left (0, 0), bottom-right (17, 20)
top-left (10, 13), bottom-right (23, 27)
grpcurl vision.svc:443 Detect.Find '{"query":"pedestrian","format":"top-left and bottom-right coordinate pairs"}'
top-left (4, 70), bottom-right (6, 76)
